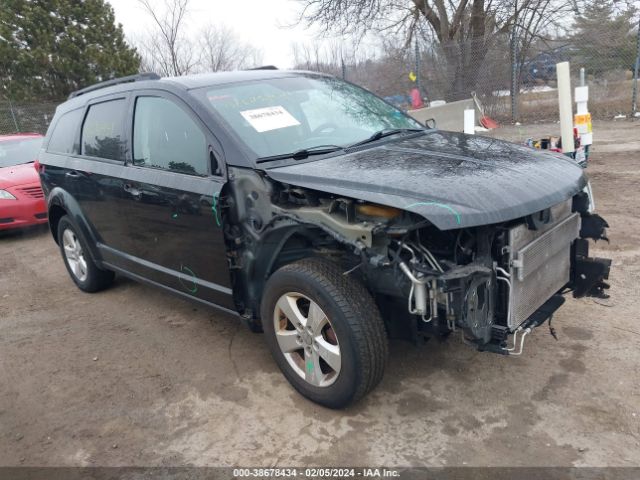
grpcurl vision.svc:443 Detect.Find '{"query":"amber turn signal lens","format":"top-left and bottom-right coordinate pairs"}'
top-left (356, 203), bottom-right (401, 219)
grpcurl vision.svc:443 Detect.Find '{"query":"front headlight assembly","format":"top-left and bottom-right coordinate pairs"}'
top-left (0, 189), bottom-right (17, 200)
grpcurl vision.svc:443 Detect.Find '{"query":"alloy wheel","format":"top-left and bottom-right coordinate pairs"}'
top-left (273, 292), bottom-right (341, 387)
top-left (62, 228), bottom-right (88, 282)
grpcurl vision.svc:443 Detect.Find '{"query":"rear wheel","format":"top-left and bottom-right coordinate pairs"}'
top-left (261, 258), bottom-right (387, 408)
top-left (57, 216), bottom-right (114, 292)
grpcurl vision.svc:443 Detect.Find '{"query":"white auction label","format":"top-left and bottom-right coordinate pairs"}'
top-left (240, 106), bottom-right (301, 132)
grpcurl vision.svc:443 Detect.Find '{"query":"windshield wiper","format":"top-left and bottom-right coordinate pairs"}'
top-left (347, 128), bottom-right (424, 149)
top-left (256, 145), bottom-right (344, 163)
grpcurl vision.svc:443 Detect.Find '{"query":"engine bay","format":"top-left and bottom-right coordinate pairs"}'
top-left (223, 169), bottom-right (611, 355)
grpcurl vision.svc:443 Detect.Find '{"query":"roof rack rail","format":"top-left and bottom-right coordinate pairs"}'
top-left (246, 65), bottom-right (278, 70)
top-left (68, 72), bottom-right (161, 99)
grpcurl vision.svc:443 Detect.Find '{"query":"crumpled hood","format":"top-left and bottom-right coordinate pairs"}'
top-left (0, 162), bottom-right (39, 189)
top-left (265, 131), bottom-right (586, 230)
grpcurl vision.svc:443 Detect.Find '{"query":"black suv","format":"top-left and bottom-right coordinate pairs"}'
top-left (39, 70), bottom-right (611, 408)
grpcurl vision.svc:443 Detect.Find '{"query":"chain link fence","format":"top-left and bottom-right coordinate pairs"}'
top-left (0, 100), bottom-right (60, 135)
top-left (2, 13), bottom-right (639, 134)
top-left (300, 13), bottom-right (640, 124)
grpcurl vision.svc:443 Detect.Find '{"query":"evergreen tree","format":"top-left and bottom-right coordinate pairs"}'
top-left (572, 1), bottom-right (637, 76)
top-left (0, 0), bottom-right (141, 100)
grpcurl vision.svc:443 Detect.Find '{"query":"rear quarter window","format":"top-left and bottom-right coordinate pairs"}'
top-left (81, 99), bottom-right (126, 161)
top-left (47, 108), bottom-right (83, 154)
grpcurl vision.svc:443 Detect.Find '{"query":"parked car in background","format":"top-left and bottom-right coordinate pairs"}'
top-left (0, 133), bottom-right (47, 230)
top-left (39, 70), bottom-right (611, 408)
top-left (522, 45), bottom-right (574, 85)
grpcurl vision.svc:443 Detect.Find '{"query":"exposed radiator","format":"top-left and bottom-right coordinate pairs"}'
top-left (507, 201), bottom-right (580, 330)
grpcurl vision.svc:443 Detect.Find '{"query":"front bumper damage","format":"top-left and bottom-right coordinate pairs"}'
top-left (224, 164), bottom-right (610, 356)
top-left (395, 195), bottom-right (611, 356)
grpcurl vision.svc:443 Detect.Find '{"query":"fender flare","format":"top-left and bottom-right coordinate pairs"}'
top-left (240, 224), bottom-right (327, 316)
top-left (47, 187), bottom-right (104, 267)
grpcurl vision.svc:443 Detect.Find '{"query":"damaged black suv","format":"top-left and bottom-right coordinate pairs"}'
top-left (39, 70), bottom-right (611, 408)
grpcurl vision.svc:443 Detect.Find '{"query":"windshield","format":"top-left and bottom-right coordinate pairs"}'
top-left (0, 137), bottom-right (43, 168)
top-left (200, 75), bottom-right (423, 159)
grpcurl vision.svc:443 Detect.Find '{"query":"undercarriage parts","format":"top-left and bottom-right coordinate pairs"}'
top-left (573, 239), bottom-right (611, 298)
top-left (579, 213), bottom-right (610, 242)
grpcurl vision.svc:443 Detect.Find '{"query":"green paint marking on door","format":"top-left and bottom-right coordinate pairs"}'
top-left (179, 264), bottom-right (198, 294)
top-left (172, 213), bottom-right (178, 219)
top-left (212, 191), bottom-right (221, 227)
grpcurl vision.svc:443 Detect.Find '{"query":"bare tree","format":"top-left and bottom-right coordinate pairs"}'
top-left (291, 41), bottom-right (327, 71)
top-left (136, 0), bottom-right (198, 76)
top-left (132, 1), bottom-right (264, 75)
top-left (295, 0), bottom-right (579, 98)
top-left (290, 39), bottom-right (370, 74)
top-left (290, 40), bottom-right (409, 94)
top-left (200, 24), bottom-right (263, 72)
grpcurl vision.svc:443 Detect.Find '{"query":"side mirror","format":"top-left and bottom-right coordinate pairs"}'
top-left (425, 118), bottom-right (437, 129)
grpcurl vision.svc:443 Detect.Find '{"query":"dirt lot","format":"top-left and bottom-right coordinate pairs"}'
top-left (1, 120), bottom-right (639, 468)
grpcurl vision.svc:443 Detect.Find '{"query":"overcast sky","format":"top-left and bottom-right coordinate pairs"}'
top-left (106, 0), bottom-right (321, 69)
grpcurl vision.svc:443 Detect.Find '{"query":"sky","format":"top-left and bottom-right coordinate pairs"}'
top-left (106, 0), bottom-right (322, 69)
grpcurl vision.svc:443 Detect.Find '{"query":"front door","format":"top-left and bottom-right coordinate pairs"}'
top-left (113, 92), bottom-right (234, 310)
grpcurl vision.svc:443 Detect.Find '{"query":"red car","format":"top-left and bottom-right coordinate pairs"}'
top-left (0, 133), bottom-right (47, 230)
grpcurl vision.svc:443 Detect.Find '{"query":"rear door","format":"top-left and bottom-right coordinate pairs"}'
top-left (73, 97), bottom-right (131, 253)
top-left (112, 91), bottom-right (234, 309)
top-left (41, 96), bottom-right (131, 259)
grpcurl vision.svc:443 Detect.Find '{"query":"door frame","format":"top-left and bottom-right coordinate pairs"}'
top-left (124, 88), bottom-right (227, 178)
top-left (96, 88), bottom-right (235, 310)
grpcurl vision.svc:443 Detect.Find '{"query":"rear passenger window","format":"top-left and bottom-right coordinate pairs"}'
top-left (81, 99), bottom-right (126, 161)
top-left (47, 108), bottom-right (83, 154)
top-left (133, 96), bottom-right (208, 176)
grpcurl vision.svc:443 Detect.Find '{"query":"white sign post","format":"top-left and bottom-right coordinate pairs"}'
top-left (556, 62), bottom-right (575, 154)
top-left (463, 109), bottom-right (475, 135)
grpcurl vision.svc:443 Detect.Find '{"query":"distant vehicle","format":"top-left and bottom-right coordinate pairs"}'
top-left (383, 95), bottom-right (410, 110)
top-left (39, 71), bottom-right (611, 408)
top-left (0, 133), bottom-right (47, 230)
top-left (523, 46), bottom-right (574, 85)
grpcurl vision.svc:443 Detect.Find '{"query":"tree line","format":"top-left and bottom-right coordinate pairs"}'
top-left (1, 0), bottom-right (637, 103)
top-left (0, 0), bottom-right (263, 101)
top-left (291, 0), bottom-right (639, 100)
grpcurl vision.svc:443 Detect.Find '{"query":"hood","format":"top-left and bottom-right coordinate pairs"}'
top-left (265, 131), bottom-right (586, 230)
top-left (0, 162), bottom-right (39, 189)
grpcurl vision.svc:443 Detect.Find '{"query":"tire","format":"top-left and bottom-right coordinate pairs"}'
top-left (261, 257), bottom-right (388, 408)
top-left (57, 215), bottom-right (114, 293)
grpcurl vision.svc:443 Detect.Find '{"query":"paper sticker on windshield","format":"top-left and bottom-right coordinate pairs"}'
top-left (240, 106), bottom-right (300, 132)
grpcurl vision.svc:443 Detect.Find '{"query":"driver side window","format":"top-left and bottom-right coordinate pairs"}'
top-left (133, 96), bottom-right (208, 176)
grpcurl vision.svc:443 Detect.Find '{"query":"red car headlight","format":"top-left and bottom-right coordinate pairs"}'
top-left (0, 189), bottom-right (17, 200)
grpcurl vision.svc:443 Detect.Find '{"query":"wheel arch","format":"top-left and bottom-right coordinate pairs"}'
top-left (46, 187), bottom-right (103, 266)
top-left (245, 226), bottom-right (318, 314)
top-left (48, 204), bottom-right (67, 243)
top-left (237, 224), bottom-right (354, 327)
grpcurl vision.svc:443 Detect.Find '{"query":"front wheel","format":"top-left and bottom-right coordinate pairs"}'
top-left (261, 258), bottom-right (388, 408)
top-left (57, 215), bottom-right (114, 293)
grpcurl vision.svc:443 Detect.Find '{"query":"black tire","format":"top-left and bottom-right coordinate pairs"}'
top-left (57, 215), bottom-right (114, 293)
top-left (261, 257), bottom-right (388, 408)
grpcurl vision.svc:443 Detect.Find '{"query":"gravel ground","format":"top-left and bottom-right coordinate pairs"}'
top-left (1, 120), bottom-right (639, 467)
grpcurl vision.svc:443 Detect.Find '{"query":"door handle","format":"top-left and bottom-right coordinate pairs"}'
top-left (65, 170), bottom-right (81, 178)
top-left (123, 183), bottom-right (142, 197)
